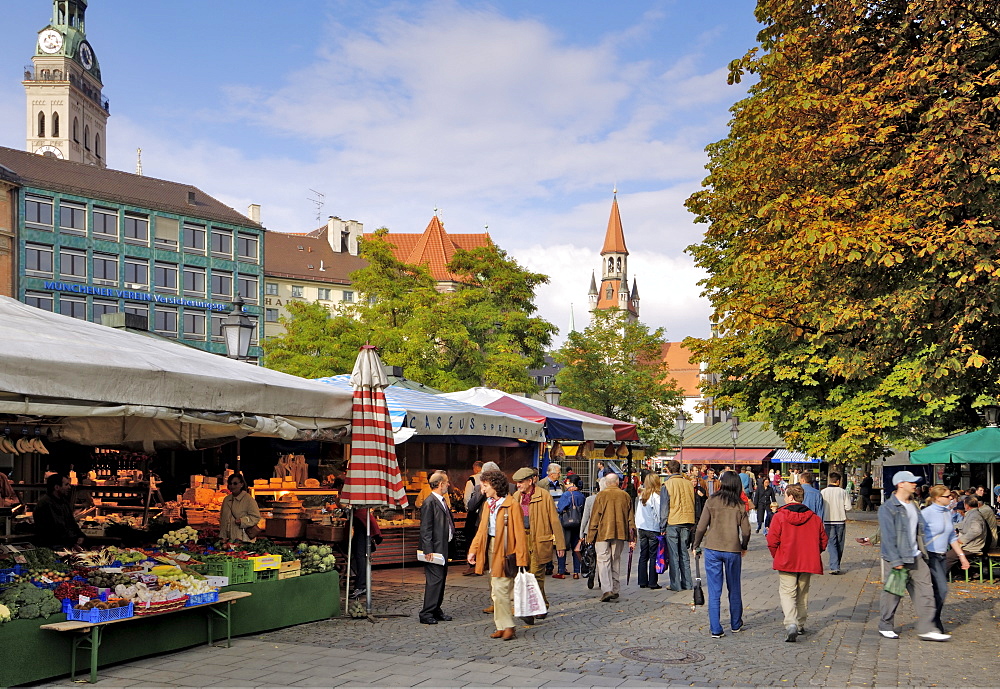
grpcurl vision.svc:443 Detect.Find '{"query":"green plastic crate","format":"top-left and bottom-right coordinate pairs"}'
top-left (190, 557), bottom-right (254, 585)
top-left (253, 568), bottom-right (277, 582)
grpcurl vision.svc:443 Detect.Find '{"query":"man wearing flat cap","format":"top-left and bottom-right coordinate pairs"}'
top-left (877, 470), bottom-right (950, 641)
top-left (512, 466), bottom-right (565, 623)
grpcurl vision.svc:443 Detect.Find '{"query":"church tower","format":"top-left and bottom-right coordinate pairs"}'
top-left (589, 192), bottom-right (638, 322)
top-left (24, 0), bottom-right (109, 167)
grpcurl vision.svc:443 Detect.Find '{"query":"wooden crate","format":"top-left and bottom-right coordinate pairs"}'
top-left (305, 524), bottom-right (346, 542)
top-left (279, 560), bottom-right (301, 574)
top-left (264, 519), bottom-right (307, 539)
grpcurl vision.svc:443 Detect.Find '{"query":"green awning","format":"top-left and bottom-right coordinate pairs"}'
top-left (910, 426), bottom-right (1000, 464)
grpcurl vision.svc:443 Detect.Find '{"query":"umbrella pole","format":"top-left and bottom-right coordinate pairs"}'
top-left (345, 509), bottom-right (354, 613)
top-left (365, 510), bottom-right (373, 615)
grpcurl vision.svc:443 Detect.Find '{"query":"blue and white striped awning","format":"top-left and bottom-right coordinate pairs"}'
top-left (314, 375), bottom-right (545, 443)
top-left (771, 449), bottom-right (822, 464)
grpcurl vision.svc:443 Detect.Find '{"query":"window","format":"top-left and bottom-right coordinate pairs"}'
top-left (183, 267), bottom-right (206, 295)
top-left (124, 304), bottom-right (148, 324)
top-left (248, 315), bottom-right (259, 345)
top-left (154, 307), bottom-right (178, 336)
top-left (95, 133), bottom-right (101, 159)
top-left (60, 297), bottom-right (87, 320)
top-left (342, 290), bottom-right (354, 303)
top-left (124, 214), bottom-right (149, 243)
top-left (265, 282), bottom-right (278, 296)
top-left (182, 312), bottom-right (206, 339)
top-left (24, 244), bottom-right (53, 276)
top-left (211, 313), bottom-right (226, 342)
top-left (237, 233), bottom-right (258, 262)
top-left (211, 270), bottom-right (232, 298)
top-left (124, 258), bottom-right (149, 287)
top-left (25, 196), bottom-right (53, 227)
top-left (211, 229), bottom-right (233, 256)
top-left (37, 112), bottom-right (45, 137)
top-left (155, 262), bottom-right (178, 291)
top-left (52, 112), bottom-right (59, 138)
top-left (154, 217), bottom-right (179, 250)
top-left (84, 124), bottom-right (90, 150)
top-left (92, 300), bottom-right (119, 321)
top-left (291, 285), bottom-right (304, 298)
top-left (72, 117), bottom-right (79, 142)
top-left (93, 208), bottom-right (117, 238)
top-left (265, 308), bottom-right (279, 322)
top-left (25, 292), bottom-right (53, 312)
top-left (59, 203), bottom-right (86, 234)
top-left (93, 253), bottom-right (118, 282)
top-left (238, 276), bottom-right (258, 303)
top-left (59, 248), bottom-right (87, 280)
top-left (182, 224), bottom-right (206, 252)
top-left (317, 288), bottom-right (331, 301)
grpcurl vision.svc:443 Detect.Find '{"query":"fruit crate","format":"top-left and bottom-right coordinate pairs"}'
top-left (0, 565), bottom-right (22, 584)
top-left (190, 558), bottom-right (254, 585)
top-left (184, 590), bottom-right (220, 607)
top-left (253, 568), bottom-right (277, 582)
top-left (66, 601), bottom-right (134, 623)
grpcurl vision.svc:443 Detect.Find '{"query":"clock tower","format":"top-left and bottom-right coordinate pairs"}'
top-left (23, 0), bottom-right (109, 167)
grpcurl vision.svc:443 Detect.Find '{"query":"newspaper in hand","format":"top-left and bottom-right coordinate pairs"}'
top-left (417, 550), bottom-right (446, 566)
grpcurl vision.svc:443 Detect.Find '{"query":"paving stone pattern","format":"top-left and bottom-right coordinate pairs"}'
top-left (40, 517), bottom-right (1000, 687)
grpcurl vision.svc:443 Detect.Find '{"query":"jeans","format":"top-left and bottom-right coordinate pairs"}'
top-left (879, 555), bottom-right (936, 634)
top-left (637, 529), bottom-right (659, 587)
top-left (557, 526), bottom-right (581, 574)
top-left (825, 522), bottom-right (846, 571)
top-left (665, 524), bottom-right (693, 590)
top-left (703, 548), bottom-right (743, 635)
top-left (926, 551), bottom-right (949, 632)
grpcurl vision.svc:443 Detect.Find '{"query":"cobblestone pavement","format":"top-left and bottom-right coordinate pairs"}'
top-left (41, 516), bottom-right (1000, 687)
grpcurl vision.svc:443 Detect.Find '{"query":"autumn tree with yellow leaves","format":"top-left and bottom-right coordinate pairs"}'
top-left (685, 1), bottom-right (1000, 463)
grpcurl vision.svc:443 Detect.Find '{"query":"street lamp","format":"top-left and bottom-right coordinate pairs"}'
top-left (543, 382), bottom-right (562, 405)
top-left (730, 415), bottom-right (740, 467)
top-left (983, 405), bottom-right (1000, 427)
top-left (222, 292), bottom-right (255, 360)
top-left (675, 410), bottom-right (687, 467)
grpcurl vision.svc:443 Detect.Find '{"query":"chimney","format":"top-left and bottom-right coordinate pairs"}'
top-left (247, 204), bottom-right (261, 223)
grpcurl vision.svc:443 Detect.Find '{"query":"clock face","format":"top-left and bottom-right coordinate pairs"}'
top-left (78, 43), bottom-right (94, 70)
top-left (35, 145), bottom-right (64, 160)
top-left (38, 29), bottom-right (63, 54)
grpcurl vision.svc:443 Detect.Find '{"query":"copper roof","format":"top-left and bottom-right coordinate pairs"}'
top-left (660, 341), bottom-right (701, 396)
top-left (377, 216), bottom-right (491, 282)
top-left (264, 226), bottom-right (368, 283)
top-left (601, 195), bottom-right (628, 255)
top-left (0, 146), bottom-right (259, 228)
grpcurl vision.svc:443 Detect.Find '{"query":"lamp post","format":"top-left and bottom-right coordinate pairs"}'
top-left (543, 382), bottom-right (562, 405)
top-left (675, 410), bottom-right (687, 469)
top-left (730, 415), bottom-right (740, 467)
top-left (983, 405), bottom-right (1000, 427)
top-left (221, 293), bottom-right (255, 361)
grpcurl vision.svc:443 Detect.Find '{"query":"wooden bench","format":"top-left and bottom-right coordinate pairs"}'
top-left (40, 590), bottom-right (252, 684)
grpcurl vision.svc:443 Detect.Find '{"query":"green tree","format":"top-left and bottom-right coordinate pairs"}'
top-left (685, 1), bottom-right (1000, 463)
top-left (262, 300), bottom-right (364, 378)
top-left (554, 309), bottom-right (684, 448)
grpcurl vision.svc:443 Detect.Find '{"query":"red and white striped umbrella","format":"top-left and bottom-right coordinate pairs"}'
top-left (340, 346), bottom-right (408, 508)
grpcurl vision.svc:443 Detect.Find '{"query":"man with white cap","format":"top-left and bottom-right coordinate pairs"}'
top-left (877, 470), bottom-right (950, 641)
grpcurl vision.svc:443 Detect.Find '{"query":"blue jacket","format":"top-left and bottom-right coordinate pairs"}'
top-left (801, 484), bottom-right (825, 521)
top-left (879, 493), bottom-right (927, 568)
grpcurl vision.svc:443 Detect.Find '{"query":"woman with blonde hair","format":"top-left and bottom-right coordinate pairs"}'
top-left (635, 472), bottom-right (665, 589)
top-left (922, 484), bottom-right (969, 633)
top-left (467, 469), bottom-right (529, 640)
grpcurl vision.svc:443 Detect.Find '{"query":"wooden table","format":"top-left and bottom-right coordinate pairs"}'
top-left (40, 590), bottom-right (252, 684)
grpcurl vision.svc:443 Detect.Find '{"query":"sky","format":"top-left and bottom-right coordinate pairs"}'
top-left (0, 0), bottom-right (762, 346)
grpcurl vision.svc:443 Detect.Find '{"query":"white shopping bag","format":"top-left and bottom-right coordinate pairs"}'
top-left (748, 509), bottom-right (758, 525)
top-left (513, 570), bottom-right (547, 617)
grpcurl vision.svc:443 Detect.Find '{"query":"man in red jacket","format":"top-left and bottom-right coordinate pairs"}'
top-left (766, 484), bottom-right (828, 643)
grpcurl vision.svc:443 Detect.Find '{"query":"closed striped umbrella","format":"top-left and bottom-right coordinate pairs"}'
top-left (341, 345), bottom-right (409, 508)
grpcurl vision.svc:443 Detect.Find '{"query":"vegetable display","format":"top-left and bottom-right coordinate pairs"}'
top-left (156, 526), bottom-right (199, 547)
top-left (0, 582), bottom-right (62, 620)
top-left (296, 544), bottom-right (335, 574)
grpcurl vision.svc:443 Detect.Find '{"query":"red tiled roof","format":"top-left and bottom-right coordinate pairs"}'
top-left (377, 216), bottom-right (491, 283)
top-left (601, 196), bottom-right (628, 255)
top-left (660, 341), bottom-right (701, 397)
top-left (264, 226), bottom-right (368, 283)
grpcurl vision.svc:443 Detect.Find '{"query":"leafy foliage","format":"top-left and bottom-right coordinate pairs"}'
top-left (686, 1), bottom-right (1000, 463)
top-left (554, 309), bottom-right (684, 449)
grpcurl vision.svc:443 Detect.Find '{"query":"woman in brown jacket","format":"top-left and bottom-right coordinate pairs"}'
top-left (468, 470), bottom-right (530, 640)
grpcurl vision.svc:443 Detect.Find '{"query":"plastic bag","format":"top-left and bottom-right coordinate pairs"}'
top-left (883, 567), bottom-right (909, 597)
top-left (655, 535), bottom-right (669, 574)
top-left (513, 570), bottom-right (547, 618)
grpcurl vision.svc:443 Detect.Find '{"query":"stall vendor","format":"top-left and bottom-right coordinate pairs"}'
top-left (33, 473), bottom-right (85, 549)
top-left (219, 473), bottom-right (262, 542)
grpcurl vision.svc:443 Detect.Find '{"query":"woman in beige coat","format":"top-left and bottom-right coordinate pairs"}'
top-left (467, 470), bottom-right (530, 640)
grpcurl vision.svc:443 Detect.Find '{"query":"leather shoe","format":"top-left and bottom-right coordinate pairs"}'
top-left (600, 591), bottom-right (614, 602)
top-left (490, 629), bottom-right (505, 638)
top-left (552, 573), bottom-right (566, 579)
top-left (522, 615), bottom-right (535, 625)
top-left (648, 584), bottom-right (662, 590)
top-left (434, 614), bottom-right (453, 621)
top-left (419, 618), bottom-right (438, 625)
top-left (611, 592), bottom-right (620, 600)
top-left (482, 605), bottom-right (494, 614)
top-left (536, 613), bottom-right (547, 619)
top-left (572, 573), bottom-right (580, 579)
top-left (502, 627), bottom-right (516, 640)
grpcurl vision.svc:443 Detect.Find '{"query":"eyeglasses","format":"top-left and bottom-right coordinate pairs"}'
top-left (937, 494), bottom-right (952, 500)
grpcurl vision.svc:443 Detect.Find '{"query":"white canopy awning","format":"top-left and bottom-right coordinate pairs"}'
top-left (0, 297), bottom-right (354, 449)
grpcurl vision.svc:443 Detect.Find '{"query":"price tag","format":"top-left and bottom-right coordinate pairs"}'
top-left (13, 555), bottom-right (27, 564)
top-left (78, 595), bottom-right (90, 606)
top-left (40, 575), bottom-right (53, 584)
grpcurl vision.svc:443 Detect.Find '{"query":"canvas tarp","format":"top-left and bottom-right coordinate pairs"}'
top-left (0, 297), bottom-right (353, 449)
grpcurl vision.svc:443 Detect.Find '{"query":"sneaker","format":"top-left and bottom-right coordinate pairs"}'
top-left (918, 631), bottom-right (951, 642)
top-left (830, 570), bottom-right (842, 575)
top-left (711, 631), bottom-right (725, 638)
top-left (648, 584), bottom-right (662, 590)
top-left (878, 630), bottom-right (899, 639)
top-left (732, 625), bottom-right (746, 633)
top-left (796, 627), bottom-right (806, 635)
top-left (785, 625), bottom-right (798, 642)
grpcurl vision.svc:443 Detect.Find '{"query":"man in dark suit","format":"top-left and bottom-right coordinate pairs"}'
top-left (419, 470), bottom-right (454, 624)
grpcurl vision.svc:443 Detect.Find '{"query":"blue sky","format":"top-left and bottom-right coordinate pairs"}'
top-left (0, 0), bottom-right (762, 345)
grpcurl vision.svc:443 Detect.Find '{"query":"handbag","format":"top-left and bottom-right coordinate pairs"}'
top-left (883, 567), bottom-right (909, 597)
top-left (513, 570), bottom-right (548, 617)
top-left (655, 535), bottom-right (669, 574)
top-left (693, 551), bottom-right (705, 606)
top-left (502, 512), bottom-right (519, 577)
top-left (560, 495), bottom-right (583, 527)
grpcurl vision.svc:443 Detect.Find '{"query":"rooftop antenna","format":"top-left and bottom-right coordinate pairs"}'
top-left (307, 189), bottom-right (325, 224)
top-left (569, 303), bottom-right (576, 333)
top-left (135, 148), bottom-right (142, 176)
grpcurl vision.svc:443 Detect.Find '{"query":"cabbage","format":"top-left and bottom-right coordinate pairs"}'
top-left (0, 603), bottom-right (12, 623)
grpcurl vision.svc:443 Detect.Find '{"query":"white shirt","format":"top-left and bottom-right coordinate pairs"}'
top-left (487, 497), bottom-right (503, 537)
top-left (635, 493), bottom-right (661, 532)
top-left (903, 500), bottom-right (921, 557)
top-left (820, 486), bottom-right (852, 523)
